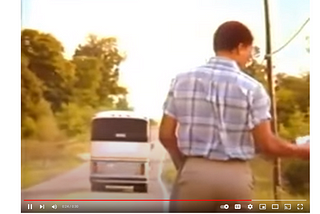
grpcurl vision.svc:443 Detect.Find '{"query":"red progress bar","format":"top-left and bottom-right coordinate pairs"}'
top-left (24, 199), bottom-right (252, 202)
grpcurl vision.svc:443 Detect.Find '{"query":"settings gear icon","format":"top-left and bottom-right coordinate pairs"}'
top-left (248, 204), bottom-right (253, 210)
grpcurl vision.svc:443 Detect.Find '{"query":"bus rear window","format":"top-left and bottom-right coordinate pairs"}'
top-left (91, 118), bottom-right (148, 142)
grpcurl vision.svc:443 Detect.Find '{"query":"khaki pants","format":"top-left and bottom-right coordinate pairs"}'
top-left (169, 157), bottom-right (254, 212)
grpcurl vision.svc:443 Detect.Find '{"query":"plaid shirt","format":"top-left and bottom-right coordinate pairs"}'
top-left (163, 57), bottom-right (271, 160)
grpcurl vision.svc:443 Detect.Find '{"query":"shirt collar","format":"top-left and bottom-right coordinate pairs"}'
top-left (207, 56), bottom-right (240, 71)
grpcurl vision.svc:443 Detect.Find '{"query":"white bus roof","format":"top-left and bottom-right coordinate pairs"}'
top-left (92, 110), bottom-right (149, 121)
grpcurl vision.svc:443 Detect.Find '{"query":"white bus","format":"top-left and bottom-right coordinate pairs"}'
top-left (89, 110), bottom-right (152, 193)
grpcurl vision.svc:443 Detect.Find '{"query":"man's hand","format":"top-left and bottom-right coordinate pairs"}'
top-left (252, 121), bottom-right (310, 160)
top-left (159, 114), bottom-right (185, 170)
top-left (296, 143), bottom-right (310, 160)
top-left (170, 150), bottom-right (186, 170)
top-left (295, 135), bottom-right (310, 145)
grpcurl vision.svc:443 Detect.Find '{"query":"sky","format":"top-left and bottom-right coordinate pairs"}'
top-left (21, 0), bottom-right (310, 119)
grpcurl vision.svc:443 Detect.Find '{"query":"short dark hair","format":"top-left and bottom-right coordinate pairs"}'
top-left (213, 21), bottom-right (253, 52)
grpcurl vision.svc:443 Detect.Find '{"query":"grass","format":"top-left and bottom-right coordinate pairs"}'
top-left (161, 156), bottom-right (309, 205)
top-left (21, 141), bottom-right (90, 189)
top-left (249, 157), bottom-right (309, 201)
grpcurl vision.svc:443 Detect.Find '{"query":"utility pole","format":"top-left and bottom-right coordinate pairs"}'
top-left (263, 0), bottom-right (281, 201)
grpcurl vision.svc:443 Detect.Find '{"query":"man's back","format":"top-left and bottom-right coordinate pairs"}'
top-left (165, 56), bottom-right (264, 160)
top-left (159, 21), bottom-right (309, 212)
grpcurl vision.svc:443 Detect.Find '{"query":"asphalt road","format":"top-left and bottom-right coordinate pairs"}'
top-left (21, 128), bottom-right (170, 213)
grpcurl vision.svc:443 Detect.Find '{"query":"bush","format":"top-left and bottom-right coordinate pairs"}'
top-left (21, 116), bottom-right (37, 139)
top-left (282, 159), bottom-right (309, 195)
top-left (56, 103), bottom-right (95, 137)
top-left (36, 116), bottom-right (65, 142)
top-left (21, 141), bottom-right (66, 168)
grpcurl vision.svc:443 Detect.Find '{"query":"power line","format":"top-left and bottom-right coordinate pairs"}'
top-left (260, 17), bottom-right (310, 64)
top-left (269, 17), bottom-right (309, 56)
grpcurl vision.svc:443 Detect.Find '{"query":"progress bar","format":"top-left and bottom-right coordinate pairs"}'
top-left (24, 199), bottom-right (252, 202)
top-left (252, 199), bottom-right (307, 201)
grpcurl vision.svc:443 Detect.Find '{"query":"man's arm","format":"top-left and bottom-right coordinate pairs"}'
top-left (159, 114), bottom-right (185, 170)
top-left (159, 79), bottom-right (185, 170)
top-left (249, 85), bottom-right (309, 160)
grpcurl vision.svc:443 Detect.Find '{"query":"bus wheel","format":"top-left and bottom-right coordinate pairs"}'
top-left (134, 184), bottom-right (148, 193)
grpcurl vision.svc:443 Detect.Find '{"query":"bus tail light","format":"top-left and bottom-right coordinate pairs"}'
top-left (140, 163), bottom-right (145, 175)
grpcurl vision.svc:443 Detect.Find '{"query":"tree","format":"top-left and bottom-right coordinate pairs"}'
top-left (74, 35), bottom-right (127, 107)
top-left (21, 29), bottom-right (74, 112)
top-left (244, 59), bottom-right (268, 89)
top-left (275, 87), bottom-right (297, 127)
top-left (276, 73), bottom-right (309, 113)
top-left (21, 52), bottom-right (60, 140)
top-left (21, 53), bottom-right (43, 120)
top-left (21, 54), bottom-right (43, 138)
top-left (115, 96), bottom-right (133, 110)
top-left (21, 30), bottom-right (132, 140)
top-left (71, 56), bottom-right (103, 107)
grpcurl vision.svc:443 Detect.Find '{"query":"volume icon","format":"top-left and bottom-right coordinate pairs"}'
top-left (52, 204), bottom-right (57, 209)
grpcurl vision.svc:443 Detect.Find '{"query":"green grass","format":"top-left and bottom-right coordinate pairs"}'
top-left (249, 157), bottom-right (309, 201)
top-left (21, 141), bottom-right (89, 189)
top-left (161, 156), bottom-right (309, 203)
top-left (21, 158), bottom-right (82, 189)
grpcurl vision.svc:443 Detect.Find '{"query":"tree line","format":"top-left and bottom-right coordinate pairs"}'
top-left (21, 29), bottom-right (132, 141)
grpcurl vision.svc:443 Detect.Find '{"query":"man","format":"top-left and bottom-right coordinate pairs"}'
top-left (159, 21), bottom-right (310, 212)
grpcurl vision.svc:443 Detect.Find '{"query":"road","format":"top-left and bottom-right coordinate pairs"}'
top-left (21, 128), bottom-right (170, 213)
